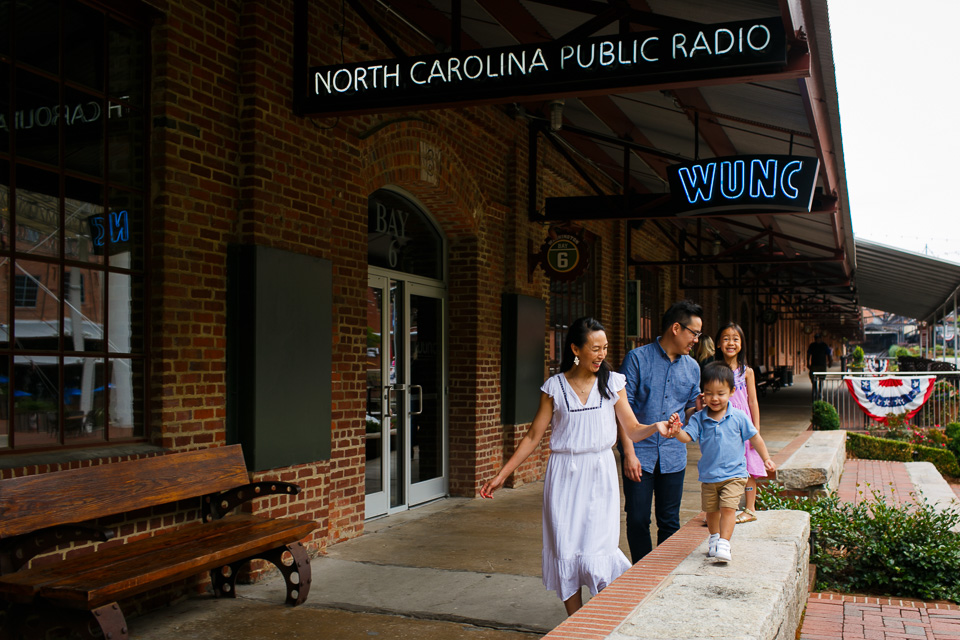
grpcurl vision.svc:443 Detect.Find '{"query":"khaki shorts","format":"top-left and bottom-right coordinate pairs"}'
top-left (701, 478), bottom-right (747, 512)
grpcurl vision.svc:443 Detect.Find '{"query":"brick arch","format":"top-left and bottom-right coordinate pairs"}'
top-left (359, 121), bottom-right (485, 239)
top-left (358, 121), bottom-right (502, 498)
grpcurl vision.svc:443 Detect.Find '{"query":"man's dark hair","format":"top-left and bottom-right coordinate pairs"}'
top-left (701, 361), bottom-right (735, 391)
top-left (661, 299), bottom-right (703, 333)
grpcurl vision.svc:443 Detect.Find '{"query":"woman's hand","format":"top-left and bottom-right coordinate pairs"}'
top-left (480, 476), bottom-right (504, 499)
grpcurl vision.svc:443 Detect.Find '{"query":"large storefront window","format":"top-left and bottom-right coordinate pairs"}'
top-left (0, 1), bottom-right (149, 451)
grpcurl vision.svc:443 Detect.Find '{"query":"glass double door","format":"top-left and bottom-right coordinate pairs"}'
top-left (365, 272), bottom-right (447, 519)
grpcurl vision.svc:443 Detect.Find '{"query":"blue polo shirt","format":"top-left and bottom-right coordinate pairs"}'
top-left (682, 406), bottom-right (758, 483)
top-left (620, 338), bottom-right (701, 474)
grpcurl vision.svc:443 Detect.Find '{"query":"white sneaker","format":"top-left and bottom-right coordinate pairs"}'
top-left (707, 534), bottom-right (720, 557)
top-left (714, 539), bottom-right (732, 562)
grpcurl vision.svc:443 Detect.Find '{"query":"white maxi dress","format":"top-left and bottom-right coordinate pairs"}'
top-left (540, 372), bottom-right (631, 601)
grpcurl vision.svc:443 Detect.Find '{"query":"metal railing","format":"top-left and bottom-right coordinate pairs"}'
top-left (813, 371), bottom-right (960, 430)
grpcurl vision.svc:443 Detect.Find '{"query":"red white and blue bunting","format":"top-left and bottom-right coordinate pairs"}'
top-left (843, 376), bottom-right (937, 424)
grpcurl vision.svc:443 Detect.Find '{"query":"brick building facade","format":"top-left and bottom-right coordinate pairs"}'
top-left (0, 0), bottom-right (838, 612)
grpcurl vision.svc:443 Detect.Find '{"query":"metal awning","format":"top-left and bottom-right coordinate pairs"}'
top-left (315, 0), bottom-right (864, 332)
top-left (854, 238), bottom-right (960, 323)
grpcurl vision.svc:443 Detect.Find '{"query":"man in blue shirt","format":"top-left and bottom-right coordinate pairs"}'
top-left (618, 300), bottom-right (703, 562)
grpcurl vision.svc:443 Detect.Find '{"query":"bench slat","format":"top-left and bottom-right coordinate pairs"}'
top-left (0, 446), bottom-right (249, 539)
top-left (0, 514), bottom-right (317, 609)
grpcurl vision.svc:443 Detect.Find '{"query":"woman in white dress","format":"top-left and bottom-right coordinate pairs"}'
top-left (480, 317), bottom-right (670, 615)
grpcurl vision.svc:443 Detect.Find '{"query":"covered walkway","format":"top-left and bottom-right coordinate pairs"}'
top-left (126, 375), bottom-right (816, 639)
top-left (123, 374), bottom-right (960, 640)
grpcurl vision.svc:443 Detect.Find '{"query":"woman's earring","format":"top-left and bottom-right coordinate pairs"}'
top-left (574, 356), bottom-right (580, 366)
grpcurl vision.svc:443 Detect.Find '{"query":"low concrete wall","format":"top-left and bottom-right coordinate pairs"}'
top-left (905, 461), bottom-right (960, 533)
top-left (776, 430), bottom-right (846, 496)
top-left (608, 511), bottom-right (810, 640)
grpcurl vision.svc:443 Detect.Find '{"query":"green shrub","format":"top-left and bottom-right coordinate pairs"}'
top-left (811, 400), bottom-right (840, 430)
top-left (946, 422), bottom-right (960, 440)
top-left (847, 432), bottom-right (913, 462)
top-left (758, 483), bottom-right (960, 602)
top-left (851, 346), bottom-right (864, 367)
top-left (947, 422), bottom-right (960, 460)
top-left (888, 345), bottom-right (910, 358)
top-left (847, 432), bottom-right (960, 477)
top-left (910, 426), bottom-right (949, 449)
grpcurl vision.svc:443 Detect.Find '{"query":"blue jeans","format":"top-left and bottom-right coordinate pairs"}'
top-left (621, 459), bottom-right (685, 563)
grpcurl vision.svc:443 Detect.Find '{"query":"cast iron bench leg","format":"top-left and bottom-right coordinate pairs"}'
top-left (12, 602), bottom-right (128, 640)
top-left (211, 541), bottom-right (312, 606)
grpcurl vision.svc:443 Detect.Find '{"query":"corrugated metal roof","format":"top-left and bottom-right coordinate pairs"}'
top-left (854, 239), bottom-right (960, 322)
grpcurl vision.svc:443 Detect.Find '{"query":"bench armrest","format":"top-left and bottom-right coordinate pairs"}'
top-left (202, 482), bottom-right (302, 521)
top-left (0, 524), bottom-right (114, 574)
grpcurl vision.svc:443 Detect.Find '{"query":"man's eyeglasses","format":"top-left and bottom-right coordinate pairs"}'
top-left (680, 324), bottom-right (702, 339)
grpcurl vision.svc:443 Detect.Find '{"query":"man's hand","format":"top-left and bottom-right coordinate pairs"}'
top-left (622, 454), bottom-right (642, 483)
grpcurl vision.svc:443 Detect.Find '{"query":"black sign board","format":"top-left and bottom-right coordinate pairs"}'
top-left (300, 18), bottom-right (787, 116)
top-left (667, 155), bottom-right (820, 215)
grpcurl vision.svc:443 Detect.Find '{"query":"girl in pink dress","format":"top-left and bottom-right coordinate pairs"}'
top-left (715, 322), bottom-right (766, 523)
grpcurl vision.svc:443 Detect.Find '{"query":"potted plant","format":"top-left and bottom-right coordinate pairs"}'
top-left (849, 346), bottom-right (865, 371)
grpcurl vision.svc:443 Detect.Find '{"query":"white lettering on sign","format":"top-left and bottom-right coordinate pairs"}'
top-left (310, 21), bottom-right (776, 99)
top-left (314, 64), bottom-right (402, 94)
top-left (0, 101), bottom-right (116, 132)
top-left (672, 25), bottom-right (771, 58)
top-left (410, 49), bottom-right (548, 85)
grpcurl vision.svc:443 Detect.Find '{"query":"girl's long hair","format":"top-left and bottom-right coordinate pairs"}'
top-left (559, 317), bottom-right (613, 399)
top-left (714, 322), bottom-right (749, 373)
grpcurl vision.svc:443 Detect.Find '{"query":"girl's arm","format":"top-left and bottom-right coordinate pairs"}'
top-left (480, 392), bottom-right (553, 498)
top-left (614, 389), bottom-right (670, 441)
top-left (744, 366), bottom-right (761, 429)
top-left (617, 417), bottom-right (643, 482)
top-left (748, 433), bottom-right (776, 472)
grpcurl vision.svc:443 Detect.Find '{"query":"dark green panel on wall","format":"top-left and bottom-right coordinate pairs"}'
top-left (227, 244), bottom-right (332, 471)
top-left (501, 293), bottom-right (545, 425)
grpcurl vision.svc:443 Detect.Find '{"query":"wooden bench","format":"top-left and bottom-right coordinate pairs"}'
top-left (0, 445), bottom-right (317, 640)
top-left (754, 365), bottom-right (780, 396)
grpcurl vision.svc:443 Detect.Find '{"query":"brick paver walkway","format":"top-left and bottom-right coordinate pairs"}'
top-left (800, 459), bottom-right (960, 640)
top-left (837, 459), bottom-right (916, 506)
top-left (802, 595), bottom-right (960, 640)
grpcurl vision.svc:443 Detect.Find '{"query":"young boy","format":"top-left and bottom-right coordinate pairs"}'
top-left (667, 362), bottom-right (776, 562)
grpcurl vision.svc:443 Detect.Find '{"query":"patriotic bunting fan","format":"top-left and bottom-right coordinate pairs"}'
top-left (843, 376), bottom-right (937, 424)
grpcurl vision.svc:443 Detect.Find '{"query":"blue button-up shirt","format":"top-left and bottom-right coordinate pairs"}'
top-left (682, 406), bottom-right (758, 483)
top-left (620, 338), bottom-right (701, 474)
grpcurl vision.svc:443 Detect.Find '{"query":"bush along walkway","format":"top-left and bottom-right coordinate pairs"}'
top-left (797, 459), bottom-right (960, 640)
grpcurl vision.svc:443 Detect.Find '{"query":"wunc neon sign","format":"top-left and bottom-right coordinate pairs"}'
top-left (667, 155), bottom-right (820, 215)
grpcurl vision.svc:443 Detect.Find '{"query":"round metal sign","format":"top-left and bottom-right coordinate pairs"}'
top-left (539, 232), bottom-right (589, 281)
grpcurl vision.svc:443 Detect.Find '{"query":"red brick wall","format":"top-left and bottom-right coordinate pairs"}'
top-left (0, 0), bottom-right (803, 614)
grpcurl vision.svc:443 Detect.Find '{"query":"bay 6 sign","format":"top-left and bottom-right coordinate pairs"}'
top-left (667, 155), bottom-right (820, 215)
top-left (299, 18), bottom-right (787, 115)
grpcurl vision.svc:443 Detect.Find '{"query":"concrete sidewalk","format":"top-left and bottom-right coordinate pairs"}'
top-left (129, 376), bottom-right (815, 640)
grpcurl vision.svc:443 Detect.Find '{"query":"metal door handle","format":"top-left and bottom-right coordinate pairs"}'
top-left (383, 386), bottom-right (395, 418)
top-left (410, 384), bottom-right (423, 415)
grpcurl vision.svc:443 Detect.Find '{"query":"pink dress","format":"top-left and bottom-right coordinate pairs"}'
top-left (730, 365), bottom-right (767, 478)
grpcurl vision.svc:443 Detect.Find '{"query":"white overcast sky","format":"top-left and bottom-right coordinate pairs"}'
top-left (827, 1), bottom-right (960, 263)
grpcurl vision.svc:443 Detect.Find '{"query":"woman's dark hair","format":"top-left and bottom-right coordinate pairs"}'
top-left (714, 322), bottom-right (749, 373)
top-left (560, 317), bottom-right (614, 399)
top-left (701, 361), bottom-right (735, 391)
top-left (661, 299), bottom-right (703, 333)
